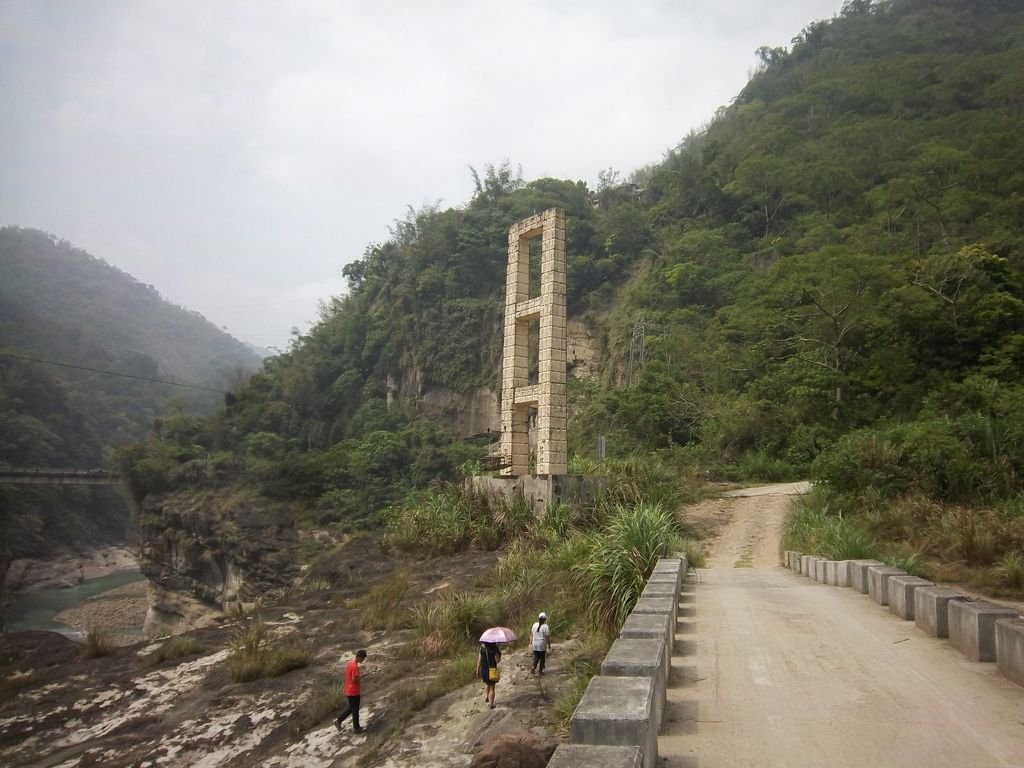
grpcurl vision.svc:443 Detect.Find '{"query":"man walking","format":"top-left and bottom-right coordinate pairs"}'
top-left (335, 649), bottom-right (367, 734)
top-left (530, 612), bottom-right (550, 675)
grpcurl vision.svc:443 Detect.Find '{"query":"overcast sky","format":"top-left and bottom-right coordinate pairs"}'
top-left (0, 0), bottom-right (844, 351)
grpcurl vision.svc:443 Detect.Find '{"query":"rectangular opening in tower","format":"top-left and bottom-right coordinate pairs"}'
top-left (528, 235), bottom-right (542, 299)
top-left (528, 317), bottom-right (540, 385)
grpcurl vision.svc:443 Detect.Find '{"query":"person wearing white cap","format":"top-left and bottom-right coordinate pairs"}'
top-left (530, 612), bottom-right (550, 675)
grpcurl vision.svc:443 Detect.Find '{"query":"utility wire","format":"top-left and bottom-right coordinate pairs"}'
top-left (0, 351), bottom-right (228, 394)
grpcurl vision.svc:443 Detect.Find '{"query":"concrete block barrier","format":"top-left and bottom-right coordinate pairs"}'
top-left (571, 675), bottom-right (657, 768)
top-left (620, 612), bottom-right (673, 675)
top-left (867, 565), bottom-right (905, 605)
top-left (547, 744), bottom-right (643, 768)
top-left (823, 560), bottom-right (836, 584)
top-left (914, 587), bottom-right (961, 638)
top-left (800, 555), bottom-right (814, 576)
top-left (790, 551), bottom-right (802, 571)
top-left (834, 560), bottom-right (852, 587)
top-left (995, 618), bottom-right (1024, 687)
top-left (601, 637), bottom-right (667, 731)
top-left (887, 575), bottom-right (934, 620)
top-left (651, 558), bottom-right (684, 594)
top-left (631, 596), bottom-right (676, 624)
top-left (640, 582), bottom-right (678, 626)
top-left (815, 559), bottom-right (830, 583)
top-left (849, 559), bottom-right (884, 593)
top-left (949, 599), bottom-right (1020, 662)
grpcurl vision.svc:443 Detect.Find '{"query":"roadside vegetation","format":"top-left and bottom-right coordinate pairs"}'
top-left (783, 406), bottom-right (1024, 597)
top-left (377, 455), bottom-right (703, 731)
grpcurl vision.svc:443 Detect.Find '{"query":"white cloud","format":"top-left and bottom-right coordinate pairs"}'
top-left (0, 0), bottom-right (846, 348)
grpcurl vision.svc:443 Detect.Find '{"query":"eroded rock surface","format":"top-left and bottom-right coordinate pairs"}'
top-left (0, 545), bottom-right (574, 768)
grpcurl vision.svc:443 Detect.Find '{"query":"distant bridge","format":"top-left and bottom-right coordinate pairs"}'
top-left (0, 468), bottom-right (122, 486)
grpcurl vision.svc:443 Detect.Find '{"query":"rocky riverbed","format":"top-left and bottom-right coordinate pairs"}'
top-left (6, 546), bottom-right (139, 591)
top-left (0, 540), bottom-right (571, 767)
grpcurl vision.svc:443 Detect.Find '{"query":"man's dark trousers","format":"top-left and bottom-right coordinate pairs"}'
top-left (336, 695), bottom-right (361, 730)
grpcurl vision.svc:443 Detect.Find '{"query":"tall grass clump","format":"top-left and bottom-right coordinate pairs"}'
top-left (599, 455), bottom-right (686, 510)
top-left (494, 561), bottom-right (550, 626)
top-left (143, 635), bottom-right (204, 666)
top-left (360, 570), bottom-right (412, 630)
top-left (80, 625), bottom-right (115, 659)
top-left (993, 552), bottom-right (1024, 590)
top-left (782, 495), bottom-right (878, 561)
top-left (409, 591), bottom-right (499, 657)
top-left (227, 614), bottom-right (312, 682)
top-left (569, 502), bottom-right (680, 632)
top-left (384, 484), bottom-right (534, 555)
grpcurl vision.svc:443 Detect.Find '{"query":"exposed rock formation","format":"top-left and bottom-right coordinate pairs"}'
top-left (137, 491), bottom-right (300, 633)
top-left (469, 732), bottom-right (559, 768)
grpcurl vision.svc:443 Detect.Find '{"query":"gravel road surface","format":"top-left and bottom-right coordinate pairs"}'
top-left (662, 488), bottom-right (1024, 768)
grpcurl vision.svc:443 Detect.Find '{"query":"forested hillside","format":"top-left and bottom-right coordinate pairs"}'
top-left (0, 227), bottom-right (262, 560)
top-left (118, 0), bottom-right (1024, 589)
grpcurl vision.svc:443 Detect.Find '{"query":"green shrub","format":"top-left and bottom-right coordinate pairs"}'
top-left (409, 591), bottom-right (499, 657)
top-left (227, 615), bottom-right (312, 682)
top-left (570, 502), bottom-right (680, 632)
top-left (812, 418), bottom-right (1014, 505)
top-left (735, 450), bottom-right (798, 482)
top-left (993, 552), bottom-right (1024, 590)
top-left (782, 496), bottom-right (878, 561)
top-left (881, 544), bottom-right (930, 578)
top-left (384, 484), bottom-right (536, 556)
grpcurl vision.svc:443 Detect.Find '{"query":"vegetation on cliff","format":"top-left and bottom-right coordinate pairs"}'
top-left (0, 227), bottom-right (262, 569)
top-left (112, 0), bottom-right (1024, 596)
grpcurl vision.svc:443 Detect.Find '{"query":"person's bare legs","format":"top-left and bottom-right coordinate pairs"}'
top-left (486, 682), bottom-right (496, 708)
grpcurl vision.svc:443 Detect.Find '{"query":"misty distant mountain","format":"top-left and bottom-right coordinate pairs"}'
top-left (0, 224), bottom-right (264, 462)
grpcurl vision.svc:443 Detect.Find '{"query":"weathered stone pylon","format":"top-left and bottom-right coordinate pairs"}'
top-left (500, 208), bottom-right (567, 476)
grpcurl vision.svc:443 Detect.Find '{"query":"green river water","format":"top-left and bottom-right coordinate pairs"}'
top-left (4, 570), bottom-right (146, 634)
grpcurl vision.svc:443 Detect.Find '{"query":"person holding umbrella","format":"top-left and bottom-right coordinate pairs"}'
top-left (477, 626), bottom-right (516, 709)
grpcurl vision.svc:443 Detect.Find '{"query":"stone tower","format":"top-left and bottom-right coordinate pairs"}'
top-left (500, 208), bottom-right (567, 476)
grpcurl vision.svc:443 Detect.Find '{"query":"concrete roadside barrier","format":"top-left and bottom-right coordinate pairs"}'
top-left (801, 555), bottom-right (814, 577)
top-left (867, 565), bottom-right (906, 605)
top-left (815, 559), bottom-right (830, 583)
top-left (949, 599), bottom-right (1019, 662)
top-left (651, 558), bottom-right (684, 594)
top-left (995, 618), bottom-right (1024, 687)
top-left (833, 560), bottom-right (852, 587)
top-left (570, 675), bottom-right (657, 768)
top-left (547, 744), bottom-right (643, 768)
top-left (914, 587), bottom-right (962, 638)
top-left (631, 596), bottom-right (676, 624)
top-left (887, 575), bottom-right (934, 620)
top-left (620, 612), bottom-right (673, 675)
top-left (640, 582), bottom-right (678, 626)
top-left (849, 560), bottom-right (884, 593)
top-left (601, 637), bottom-right (667, 731)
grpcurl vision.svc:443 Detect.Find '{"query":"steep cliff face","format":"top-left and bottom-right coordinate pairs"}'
top-left (137, 491), bottom-right (300, 633)
top-left (399, 317), bottom-right (600, 438)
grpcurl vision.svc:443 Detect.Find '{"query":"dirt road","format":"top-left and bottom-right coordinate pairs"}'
top-left (662, 485), bottom-right (1024, 768)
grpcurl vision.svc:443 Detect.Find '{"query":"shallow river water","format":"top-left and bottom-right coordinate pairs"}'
top-left (5, 570), bottom-right (146, 633)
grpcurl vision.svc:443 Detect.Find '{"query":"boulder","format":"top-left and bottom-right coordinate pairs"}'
top-left (469, 732), bottom-right (559, 768)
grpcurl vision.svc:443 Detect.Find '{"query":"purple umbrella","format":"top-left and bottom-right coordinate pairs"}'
top-left (479, 626), bottom-right (518, 643)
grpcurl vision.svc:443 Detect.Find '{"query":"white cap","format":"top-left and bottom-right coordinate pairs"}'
top-left (538, 612), bottom-right (547, 619)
